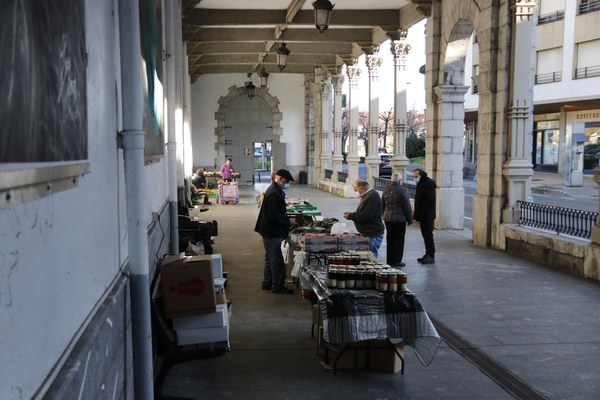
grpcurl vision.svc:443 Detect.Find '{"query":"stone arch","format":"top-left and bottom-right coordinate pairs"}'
top-left (213, 84), bottom-right (283, 161)
top-left (426, 0), bottom-right (513, 248)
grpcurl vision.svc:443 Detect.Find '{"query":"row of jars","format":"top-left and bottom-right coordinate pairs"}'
top-left (326, 266), bottom-right (407, 292)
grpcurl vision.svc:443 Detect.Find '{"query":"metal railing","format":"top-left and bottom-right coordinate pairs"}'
top-left (324, 169), bottom-right (333, 180)
top-left (337, 171), bottom-right (348, 183)
top-left (575, 65), bottom-right (600, 79)
top-left (535, 71), bottom-right (562, 84)
top-left (538, 10), bottom-right (565, 24)
top-left (373, 177), bottom-right (416, 198)
top-left (579, 0), bottom-right (600, 14)
top-left (517, 200), bottom-right (598, 239)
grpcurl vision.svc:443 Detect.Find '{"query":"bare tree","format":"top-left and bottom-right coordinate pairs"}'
top-left (341, 109), bottom-right (349, 158)
top-left (379, 109), bottom-right (394, 148)
top-left (358, 111), bottom-right (369, 155)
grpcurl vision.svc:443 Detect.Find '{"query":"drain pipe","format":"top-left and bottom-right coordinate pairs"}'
top-left (118, 0), bottom-right (154, 398)
top-left (165, 0), bottom-right (179, 254)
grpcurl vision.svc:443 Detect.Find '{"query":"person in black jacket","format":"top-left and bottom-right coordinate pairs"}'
top-left (254, 169), bottom-right (295, 294)
top-left (412, 168), bottom-right (436, 264)
top-left (343, 179), bottom-right (385, 258)
top-left (382, 172), bottom-right (413, 267)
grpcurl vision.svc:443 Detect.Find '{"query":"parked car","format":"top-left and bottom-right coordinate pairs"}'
top-left (583, 144), bottom-right (600, 170)
top-left (378, 147), bottom-right (393, 161)
top-left (379, 159), bottom-right (392, 178)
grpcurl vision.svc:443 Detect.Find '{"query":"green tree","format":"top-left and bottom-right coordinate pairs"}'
top-left (405, 110), bottom-right (426, 158)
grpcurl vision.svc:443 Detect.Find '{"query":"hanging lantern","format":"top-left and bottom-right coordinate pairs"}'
top-left (258, 67), bottom-right (270, 88)
top-left (313, 0), bottom-right (334, 33)
top-left (245, 80), bottom-right (256, 99)
top-left (276, 42), bottom-right (290, 72)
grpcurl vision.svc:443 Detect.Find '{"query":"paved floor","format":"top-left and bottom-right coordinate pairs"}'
top-left (160, 182), bottom-right (600, 400)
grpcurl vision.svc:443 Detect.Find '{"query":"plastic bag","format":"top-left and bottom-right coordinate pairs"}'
top-left (330, 222), bottom-right (359, 235)
top-left (186, 240), bottom-right (205, 255)
top-left (281, 239), bottom-right (290, 263)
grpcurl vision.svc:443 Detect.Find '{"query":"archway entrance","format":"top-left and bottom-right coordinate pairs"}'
top-left (215, 85), bottom-right (284, 186)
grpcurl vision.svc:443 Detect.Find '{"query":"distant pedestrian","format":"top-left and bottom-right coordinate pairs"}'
top-left (412, 168), bottom-right (436, 264)
top-left (220, 157), bottom-right (235, 182)
top-left (382, 172), bottom-right (412, 267)
top-left (343, 179), bottom-right (385, 258)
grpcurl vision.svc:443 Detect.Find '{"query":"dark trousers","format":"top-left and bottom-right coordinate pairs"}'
top-left (385, 221), bottom-right (407, 265)
top-left (419, 219), bottom-right (435, 257)
top-left (262, 237), bottom-right (286, 289)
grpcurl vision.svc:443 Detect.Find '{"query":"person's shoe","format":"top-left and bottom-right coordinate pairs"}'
top-left (262, 282), bottom-right (272, 290)
top-left (394, 262), bottom-right (406, 267)
top-left (420, 255), bottom-right (435, 264)
top-left (272, 287), bottom-right (294, 294)
top-left (417, 255), bottom-right (427, 263)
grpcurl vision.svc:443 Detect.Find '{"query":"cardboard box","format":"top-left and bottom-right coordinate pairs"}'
top-left (321, 340), bottom-right (404, 373)
top-left (172, 304), bottom-right (228, 330)
top-left (160, 253), bottom-right (216, 318)
top-left (211, 254), bottom-right (223, 278)
top-left (176, 325), bottom-right (230, 346)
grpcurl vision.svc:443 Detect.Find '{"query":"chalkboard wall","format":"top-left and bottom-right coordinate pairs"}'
top-left (0, 0), bottom-right (87, 163)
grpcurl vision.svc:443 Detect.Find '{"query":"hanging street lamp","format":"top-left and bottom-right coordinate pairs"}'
top-left (276, 42), bottom-right (290, 72)
top-left (258, 66), bottom-right (270, 88)
top-left (313, 0), bottom-right (334, 33)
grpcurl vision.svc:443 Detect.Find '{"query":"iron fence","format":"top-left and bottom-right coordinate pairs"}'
top-left (373, 177), bottom-right (416, 198)
top-left (517, 200), bottom-right (598, 239)
top-left (337, 171), bottom-right (348, 183)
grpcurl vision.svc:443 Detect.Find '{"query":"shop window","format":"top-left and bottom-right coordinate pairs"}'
top-left (533, 120), bottom-right (560, 169)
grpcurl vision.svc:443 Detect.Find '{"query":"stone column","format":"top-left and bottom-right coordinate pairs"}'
top-left (433, 85), bottom-right (469, 229)
top-left (332, 71), bottom-right (345, 177)
top-left (390, 30), bottom-right (411, 181)
top-left (320, 74), bottom-right (332, 178)
top-left (584, 166), bottom-right (600, 280)
top-left (346, 60), bottom-right (361, 185)
top-left (502, 0), bottom-right (536, 223)
top-left (365, 46), bottom-right (383, 184)
top-left (313, 68), bottom-right (324, 185)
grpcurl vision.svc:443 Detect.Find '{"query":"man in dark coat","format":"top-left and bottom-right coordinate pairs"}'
top-left (343, 179), bottom-right (385, 258)
top-left (382, 172), bottom-right (413, 267)
top-left (254, 169), bottom-right (295, 294)
top-left (412, 168), bottom-right (436, 264)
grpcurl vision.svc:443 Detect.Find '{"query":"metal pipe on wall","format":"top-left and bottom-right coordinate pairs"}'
top-left (118, 0), bottom-right (154, 398)
top-left (165, 0), bottom-right (179, 254)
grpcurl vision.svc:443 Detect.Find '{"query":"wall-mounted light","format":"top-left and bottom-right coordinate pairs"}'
top-left (313, 0), bottom-right (334, 33)
top-left (258, 66), bottom-right (270, 88)
top-left (276, 42), bottom-right (290, 72)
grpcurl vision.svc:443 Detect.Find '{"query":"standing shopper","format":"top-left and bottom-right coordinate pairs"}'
top-left (412, 168), bottom-right (437, 264)
top-left (254, 169), bottom-right (295, 294)
top-left (382, 172), bottom-right (413, 267)
top-left (343, 179), bottom-right (385, 258)
top-left (220, 157), bottom-right (235, 182)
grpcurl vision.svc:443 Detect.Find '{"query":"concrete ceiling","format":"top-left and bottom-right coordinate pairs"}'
top-left (181, 0), bottom-right (429, 81)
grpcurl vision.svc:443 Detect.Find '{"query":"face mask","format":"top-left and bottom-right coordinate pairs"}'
top-left (283, 183), bottom-right (290, 190)
top-left (414, 177), bottom-right (420, 184)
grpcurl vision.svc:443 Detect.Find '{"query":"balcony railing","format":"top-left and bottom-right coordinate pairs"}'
top-left (538, 10), bottom-right (565, 24)
top-left (535, 71), bottom-right (562, 84)
top-left (575, 65), bottom-right (600, 79)
top-left (373, 177), bottom-right (416, 199)
top-left (517, 200), bottom-right (598, 239)
top-left (579, 0), bottom-right (600, 14)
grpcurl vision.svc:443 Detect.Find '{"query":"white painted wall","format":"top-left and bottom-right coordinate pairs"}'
top-left (0, 0), bottom-right (171, 397)
top-left (191, 73), bottom-right (306, 171)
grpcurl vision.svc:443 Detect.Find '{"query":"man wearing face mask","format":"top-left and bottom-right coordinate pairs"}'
top-left (343, 179), bottom-right (385, 258)
top-left (412, 168), bottom-right (437, 264)
top-left (254, 169), bottom-right (295, 294)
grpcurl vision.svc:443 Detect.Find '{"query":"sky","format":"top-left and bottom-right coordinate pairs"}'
top-left (346, 19), bottom-right (427, 114)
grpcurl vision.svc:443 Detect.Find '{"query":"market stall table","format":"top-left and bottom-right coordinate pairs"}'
top-left (293, 255), bottom-right (441, 374)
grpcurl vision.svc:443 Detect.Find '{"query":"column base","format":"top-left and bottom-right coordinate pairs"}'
top-left (584, 240), bottom-right (600, 282)
top-left (436, 187), bottom-right (464, 229)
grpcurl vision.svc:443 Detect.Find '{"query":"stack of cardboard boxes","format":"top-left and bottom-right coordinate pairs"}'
top-left (158, 253), bottom-right (230, 348)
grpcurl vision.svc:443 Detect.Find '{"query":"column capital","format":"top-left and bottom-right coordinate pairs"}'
top-left (512, 0), bottom-right (536, 21)
top-left (346, 64), bottom-right (361, 88)
top-left (433, 85), bottom-right (470, 103)
top-left (366, 52), bottom-right (383, 81)
top-left (331, 74), bottom-right (344, 94)
top-left (391, 40), bottom-right (411, 71)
